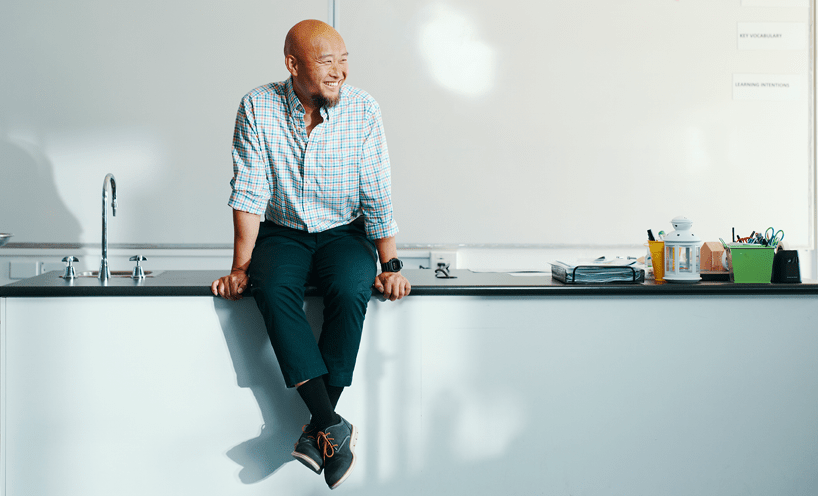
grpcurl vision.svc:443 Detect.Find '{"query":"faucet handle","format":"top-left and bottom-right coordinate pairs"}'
top-left (62, 256), bottom-right (79, 279)
top-left (130, 255), bottom-right (147, 279)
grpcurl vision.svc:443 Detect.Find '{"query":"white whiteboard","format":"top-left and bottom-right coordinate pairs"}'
top-left (343, 0), bottom-right (814, 247)
top-left (0, 0), bottom-right (813, 248)
top-left (0, 0), bottom-right (327, 245)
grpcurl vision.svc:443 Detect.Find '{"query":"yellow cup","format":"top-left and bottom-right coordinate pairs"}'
top-left (648, 240), bottom-right (665, 282)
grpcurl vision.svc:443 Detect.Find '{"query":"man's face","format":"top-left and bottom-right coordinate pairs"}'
top-left (291, 35), bottom-right (348, 109)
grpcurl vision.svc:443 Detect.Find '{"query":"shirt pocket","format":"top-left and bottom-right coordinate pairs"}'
top-left (317, 145), bottom-right (360, 209)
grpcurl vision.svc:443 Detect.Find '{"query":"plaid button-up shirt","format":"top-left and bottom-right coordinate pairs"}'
top-left (228, 78), bottom-right (398, 240)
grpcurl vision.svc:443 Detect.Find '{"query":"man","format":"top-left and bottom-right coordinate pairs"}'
top-left (211, 19), bottom-right (410, 490)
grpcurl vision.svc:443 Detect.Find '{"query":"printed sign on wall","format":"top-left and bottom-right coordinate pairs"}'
top-left (737, 22), bottom-right (808, 50)
top-left (733, 74), bottom-right (801, 101)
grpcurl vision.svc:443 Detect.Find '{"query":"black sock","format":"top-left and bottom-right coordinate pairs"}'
top-left (323, 376), bottom-right (345, 409)
top-left (296, 378), bottom-right (340, 430)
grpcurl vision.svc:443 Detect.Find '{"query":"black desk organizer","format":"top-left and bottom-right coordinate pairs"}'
top-left (772, 250), bottom-right (801, 283)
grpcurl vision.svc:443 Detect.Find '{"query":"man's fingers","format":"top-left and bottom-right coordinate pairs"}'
top-left (232, 279), bottom-right (245, 299)
top-left (386, 280), bottom-right (400, 301)
top-left (211, 275), bottom-right (247, 300)
top-left (374, 274), bottom-right (411, 301)
top-left (382, 278), bottom-right (396, 300)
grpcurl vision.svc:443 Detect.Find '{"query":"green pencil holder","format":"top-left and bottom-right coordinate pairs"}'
top-left (727, 245), bottom-right (775, 283)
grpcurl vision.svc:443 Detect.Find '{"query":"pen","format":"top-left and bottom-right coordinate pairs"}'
top-left (647, 229), bottom-right (655, 241)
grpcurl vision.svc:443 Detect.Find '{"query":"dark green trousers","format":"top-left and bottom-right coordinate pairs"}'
top-left (248, 219), bottom-right (377, 388)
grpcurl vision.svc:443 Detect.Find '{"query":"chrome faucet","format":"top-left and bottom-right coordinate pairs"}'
top-left (100, 173), bottom-right (117, 280)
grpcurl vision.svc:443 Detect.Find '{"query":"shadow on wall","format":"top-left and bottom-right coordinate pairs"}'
top-left (0, 130), bottom-right (82, 243)
top-left (356, 300), bottom-right (537, 496)
top-left (214, 296), bottom-right (321, 483)
top-left (214, 295), bottom-right (536, 494)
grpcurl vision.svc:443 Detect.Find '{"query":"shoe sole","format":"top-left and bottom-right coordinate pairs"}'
top-left (329, 424), bottom-right (358, 490)
top-left (291, 450), bottom-right (323, 475)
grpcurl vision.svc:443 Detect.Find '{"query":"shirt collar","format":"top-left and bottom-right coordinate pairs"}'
top-left (285, 77), bottom-right (305, 116)
top-left (285, 77), bottom-right (344, 121)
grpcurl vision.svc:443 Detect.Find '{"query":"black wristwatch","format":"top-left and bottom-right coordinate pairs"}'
top-left (381, 258), bottom-right (403, 273)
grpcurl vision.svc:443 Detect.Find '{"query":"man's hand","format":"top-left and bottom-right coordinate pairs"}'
top-left (213, 210), bottom-right (260, 301)
top-left (373, 271), bottom-right (411, 301)
top-left (211, 269), bottom-right (250, 301)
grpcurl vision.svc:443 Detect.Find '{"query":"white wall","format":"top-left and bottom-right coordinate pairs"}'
top-left (1, 1), bottom-right (816, 277)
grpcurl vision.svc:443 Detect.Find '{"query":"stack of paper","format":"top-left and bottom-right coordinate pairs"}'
top-left (550, 259), bottom-right (644, 284)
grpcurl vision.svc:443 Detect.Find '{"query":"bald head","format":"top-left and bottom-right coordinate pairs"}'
top-left (284, 20), bottom-right (348, 111)
top-left (284, 20), bottom-right (343, 59)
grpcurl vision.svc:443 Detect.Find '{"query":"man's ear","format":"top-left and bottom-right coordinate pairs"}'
top-left (285, 55), bottom-right (298, 77)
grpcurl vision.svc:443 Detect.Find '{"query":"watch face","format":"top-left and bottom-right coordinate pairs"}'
top-left (384, 258), bottom-right (402, 271)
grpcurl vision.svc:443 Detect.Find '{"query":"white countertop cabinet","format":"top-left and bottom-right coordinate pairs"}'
top-left (1, 271), bottom-right (817, 495)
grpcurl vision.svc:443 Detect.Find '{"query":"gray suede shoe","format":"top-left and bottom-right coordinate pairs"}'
top-left (317, 416), bottom-right (358, 489)
top-left (291, 423), bottom-right (323, 474)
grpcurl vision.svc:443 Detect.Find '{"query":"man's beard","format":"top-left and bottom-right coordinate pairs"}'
top-left (311, 92), bottom-right (340, 109)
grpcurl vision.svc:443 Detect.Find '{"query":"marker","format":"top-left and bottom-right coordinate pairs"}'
top-left (647, 229), bottom-right (656, 241)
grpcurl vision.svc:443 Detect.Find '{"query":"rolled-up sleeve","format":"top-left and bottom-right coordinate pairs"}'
top-left (228, 96), bottom-right (271, 215)
top-left (359, 103), bottom-right (399, 240)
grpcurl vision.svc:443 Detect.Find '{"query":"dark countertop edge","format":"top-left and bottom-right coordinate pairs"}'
top-left (2, 283), bottom-right (816, 298)
top-left (2, 269), bottom-right (816, 297)
top-left (0, 286), bottom-right (216, 297)
top-left (408, 283), bottom-right (818, 296)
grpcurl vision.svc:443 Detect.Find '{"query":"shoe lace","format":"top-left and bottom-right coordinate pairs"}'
top-left (316, 430), bottom-right (338, 459)
top-left (293, 424), bottom-right (318, 450)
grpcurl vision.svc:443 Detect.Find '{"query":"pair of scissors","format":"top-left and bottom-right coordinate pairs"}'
top-left (434, 262), bottom-right (457, 279)
top-left (764, 227), bottom-right (784, 247)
